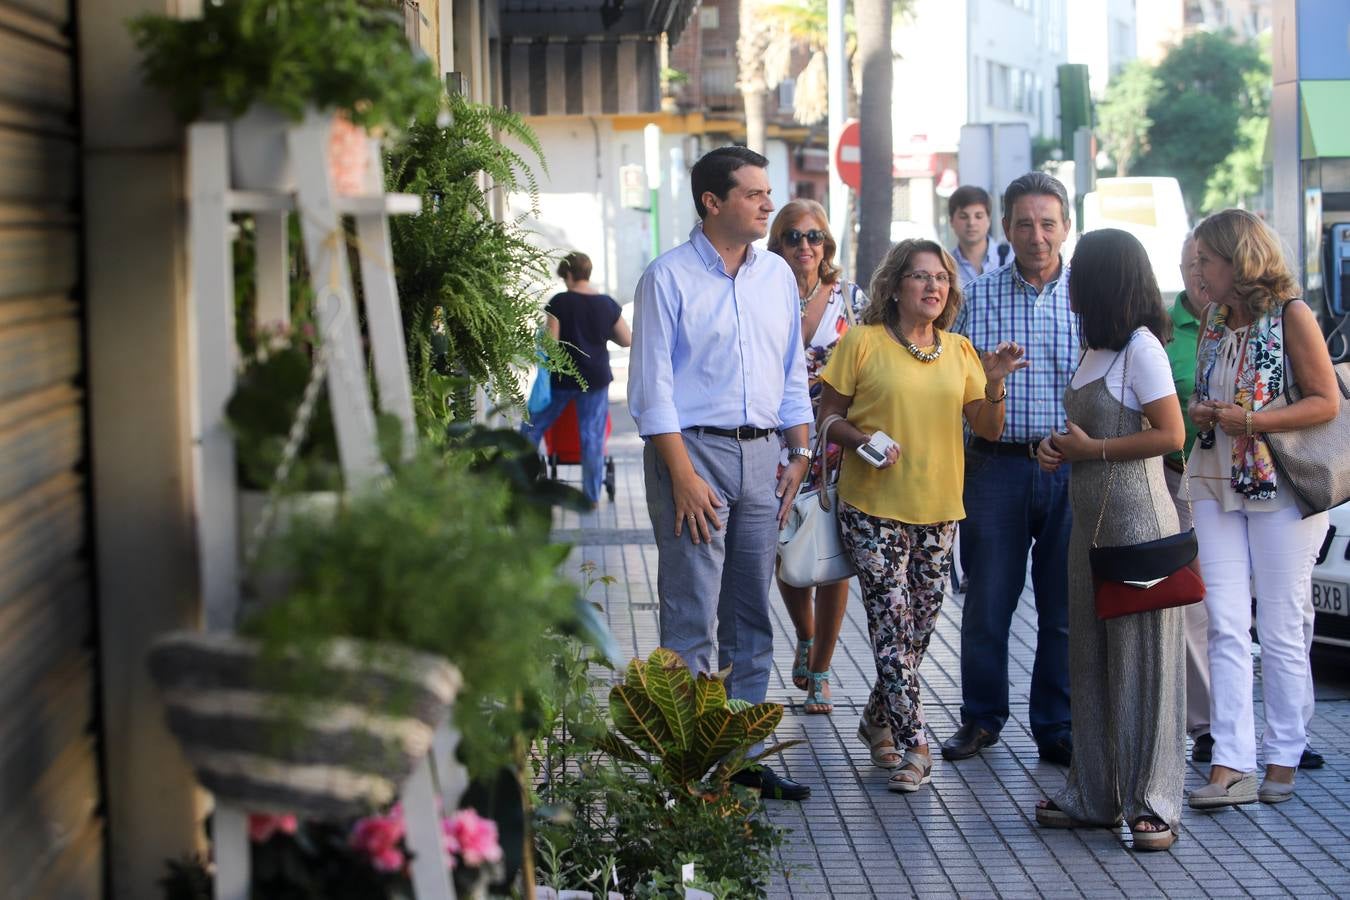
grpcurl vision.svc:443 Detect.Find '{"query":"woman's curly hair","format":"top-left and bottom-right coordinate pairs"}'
top-left (1193, 209), bottom-right (1299, 317)
top-left (859, 239), bottom-right (964, 332)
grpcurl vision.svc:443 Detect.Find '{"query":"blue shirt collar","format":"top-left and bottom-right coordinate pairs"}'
top-left (1009, 255), bottom-right (1067, 293)
top-left (690, 223), bottom-right (757, 273)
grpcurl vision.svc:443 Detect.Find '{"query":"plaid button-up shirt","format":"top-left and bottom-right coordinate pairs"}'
top-left (953, 258), bottom-right (1080, 443)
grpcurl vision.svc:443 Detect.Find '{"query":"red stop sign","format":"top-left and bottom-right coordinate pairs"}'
top-left (834, 120), bottom-right (862, 191)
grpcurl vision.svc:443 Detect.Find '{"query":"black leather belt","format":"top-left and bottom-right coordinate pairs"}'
top-left (969, 436), bottom-right (1044, 459)
top-left (693, 425), bottom-right (775, 440)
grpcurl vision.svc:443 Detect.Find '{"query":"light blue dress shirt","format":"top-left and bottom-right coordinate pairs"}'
top-left (628, 225), bottom-right (813, 437)
top-left (952, 241), bottom-right (1008, 289)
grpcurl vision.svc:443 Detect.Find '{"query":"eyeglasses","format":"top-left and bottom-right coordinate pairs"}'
top-left (783, 228), bottom-right (826, 247)
top-left (901, 271), bottom-right (951, 285)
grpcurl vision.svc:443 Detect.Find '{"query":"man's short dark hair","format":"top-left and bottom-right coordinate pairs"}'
top-left (948, 185), bottom-right (992, 220)
top-left (1002, 172), bottom-right (1070, 224)
top-left (691, 146), bottom-right (768, 219)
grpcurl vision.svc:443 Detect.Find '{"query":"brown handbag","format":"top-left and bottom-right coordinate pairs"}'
top-left (1087, 339), bottom-right (1206, 620)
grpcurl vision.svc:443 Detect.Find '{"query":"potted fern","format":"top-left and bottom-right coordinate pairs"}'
top-left (385, 95), bottom-right (579, 427)
top-left (129, 0), bottom-right (441, 192)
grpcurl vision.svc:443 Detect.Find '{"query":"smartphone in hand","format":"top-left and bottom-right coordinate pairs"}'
top-left (856, 431), bottom-right (898, 468)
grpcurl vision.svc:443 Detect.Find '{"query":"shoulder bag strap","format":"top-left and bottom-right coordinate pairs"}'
top-left (843, 283), bottom-right (857, 326)
top-left (816, 413), bottom-right (845, 510)
top-left (1091, 338), bottom-right (1133, 548)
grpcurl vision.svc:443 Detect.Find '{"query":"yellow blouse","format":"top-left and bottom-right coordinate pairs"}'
top-left (820, 324), bottom-right (986, 524)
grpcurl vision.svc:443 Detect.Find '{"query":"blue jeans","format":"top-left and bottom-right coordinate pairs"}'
top-left (959, 448), bottom-right (1072, 745)
top-left (522, 386), bottom-right (609, 502)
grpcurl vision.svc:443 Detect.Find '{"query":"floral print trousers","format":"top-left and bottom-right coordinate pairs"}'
top-left (839, 501), bottom-right (956, 748)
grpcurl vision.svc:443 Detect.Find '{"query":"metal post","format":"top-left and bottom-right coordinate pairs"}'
top-left (645, 123), bottom-right (663, 259)
top-left (827, 0), bottom-right (848, 265)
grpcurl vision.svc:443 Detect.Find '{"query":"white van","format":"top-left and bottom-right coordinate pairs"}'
top-left (1082, 177), bottom-right (1190, 297)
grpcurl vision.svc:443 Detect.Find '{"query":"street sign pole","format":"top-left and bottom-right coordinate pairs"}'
top-left (827, 0), bottom-right (848, 269)
top-left (644, 123), bottom-right (662, 260)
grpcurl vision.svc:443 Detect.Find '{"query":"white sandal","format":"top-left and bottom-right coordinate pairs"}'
top-left (887, 748), bottom-right (933, 793)
top-left (856, 720), bottom-right (902, 769)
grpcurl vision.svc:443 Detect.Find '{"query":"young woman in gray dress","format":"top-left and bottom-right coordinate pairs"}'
top-left (1033, 229), bottom-right (1188, 851)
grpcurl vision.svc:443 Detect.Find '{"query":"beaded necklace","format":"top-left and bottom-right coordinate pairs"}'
top-left (887, 324), bottom-right (943, 363)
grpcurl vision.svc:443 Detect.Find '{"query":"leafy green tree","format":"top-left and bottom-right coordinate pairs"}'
top-left (1097, 59), bottom-right (1160, 177)
top-left (1203, 36), bottom-right (1271, 213)
top-left (1134, 30), bottom-right (1264, 215)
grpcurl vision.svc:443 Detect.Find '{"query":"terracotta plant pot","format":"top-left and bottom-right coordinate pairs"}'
top-left (327, 112), bottom-right (373, 196)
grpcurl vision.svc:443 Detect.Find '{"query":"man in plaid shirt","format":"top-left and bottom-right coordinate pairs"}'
top-left (941, 172), bottom-right (1080, 768)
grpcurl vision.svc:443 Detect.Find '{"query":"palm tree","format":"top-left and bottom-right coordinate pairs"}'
top-left (853, 0), bottom-right (892, 284)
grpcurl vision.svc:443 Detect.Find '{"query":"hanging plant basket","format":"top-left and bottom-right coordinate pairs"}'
top-left (148, 631), bottom-right (461, 820)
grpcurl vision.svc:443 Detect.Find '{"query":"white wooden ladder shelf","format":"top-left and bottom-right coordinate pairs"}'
top-left (187, 112), bottom-right (460, 900)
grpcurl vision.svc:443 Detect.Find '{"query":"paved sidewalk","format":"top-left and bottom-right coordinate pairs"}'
top-left (553, 401), bottom-right (1350, 899)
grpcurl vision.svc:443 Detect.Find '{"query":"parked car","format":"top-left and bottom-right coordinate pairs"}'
top-left (1311, 505), bottom-right (1350, 652)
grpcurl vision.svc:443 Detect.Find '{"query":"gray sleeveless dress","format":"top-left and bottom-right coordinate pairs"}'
top-left (1051, 346), bottom-right (1187, 831)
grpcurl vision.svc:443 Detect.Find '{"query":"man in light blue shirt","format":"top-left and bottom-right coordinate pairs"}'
top-left (629, 146), bottom-right (813, 800)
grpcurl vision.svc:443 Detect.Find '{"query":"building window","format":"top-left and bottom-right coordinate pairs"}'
top-left (700, 6), bottom-right (719, 29)
top-left (795, 181), bottom-right (817, 200)
top-left (778, 78), bottom-right (796, 111)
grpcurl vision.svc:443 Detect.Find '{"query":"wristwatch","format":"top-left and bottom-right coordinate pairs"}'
top-left (787, 446), bottom-right (813, 462)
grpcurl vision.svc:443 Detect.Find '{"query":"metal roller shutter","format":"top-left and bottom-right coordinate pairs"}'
top-left (0, 0), bottom-right (102, 896)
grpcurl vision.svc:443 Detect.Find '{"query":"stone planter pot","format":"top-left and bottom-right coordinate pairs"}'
top-left (238, 489), bottom-right (340, 550)
top-left (229, 105), bottom-right (373, 195)
top-left (148, 631), bottom-right (461, 819)
top-left (229, 104), bottom-right (297, 191)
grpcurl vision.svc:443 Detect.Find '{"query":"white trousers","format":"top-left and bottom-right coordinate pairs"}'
top-left (1164, 465), bottom-right (1211, 736)
top-left (1193, 499), bottom-right (1325, 771)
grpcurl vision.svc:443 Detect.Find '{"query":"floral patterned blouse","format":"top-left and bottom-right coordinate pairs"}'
top-left (781, 280), bottom-right (867, 489)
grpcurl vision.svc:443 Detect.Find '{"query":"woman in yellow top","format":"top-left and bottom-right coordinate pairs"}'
top-left (818, 238), bottom-right (1025, 792)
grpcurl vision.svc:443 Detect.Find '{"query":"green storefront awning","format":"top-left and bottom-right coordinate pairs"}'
top-left (1302, 80), bottom-right (1350, 159)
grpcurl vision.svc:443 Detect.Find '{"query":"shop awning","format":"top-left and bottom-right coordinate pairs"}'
top-left (1301, 80), bottom-right (1350, 159)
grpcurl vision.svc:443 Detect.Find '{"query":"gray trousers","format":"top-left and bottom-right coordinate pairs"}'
top-left (644, 429), bottom-right (780, 706)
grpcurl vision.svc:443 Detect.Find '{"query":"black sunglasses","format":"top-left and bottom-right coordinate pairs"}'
top-left (783, 228), bottom-right (826, 247)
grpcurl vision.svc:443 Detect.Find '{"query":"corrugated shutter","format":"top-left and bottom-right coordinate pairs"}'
top-left (0, 0), bottom-right (102, 897)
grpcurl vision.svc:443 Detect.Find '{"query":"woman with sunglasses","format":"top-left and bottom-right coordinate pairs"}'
top-left (766, 200), bottom-right (866, 716)
top-left (816, 239), bottom-right (1025, 790)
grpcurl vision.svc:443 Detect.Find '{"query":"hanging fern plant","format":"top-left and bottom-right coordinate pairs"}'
top-left (385, 94), bottom-right (577, 430)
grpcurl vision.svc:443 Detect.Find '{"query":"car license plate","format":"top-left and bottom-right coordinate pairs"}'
top-left (1313, 579), bottom-right (1349, 617)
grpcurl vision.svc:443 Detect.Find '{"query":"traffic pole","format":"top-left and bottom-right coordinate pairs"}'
top-left (644, 123), bottom-right (662, 260)
top-left (827, 0), bottom-right (848, 269)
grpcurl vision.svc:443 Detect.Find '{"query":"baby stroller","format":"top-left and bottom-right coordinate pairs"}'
top-left (542, 399), bottom-right (617, 501)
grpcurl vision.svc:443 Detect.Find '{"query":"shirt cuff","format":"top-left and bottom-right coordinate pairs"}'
top-left (634, 405), bottom-right (682, 437)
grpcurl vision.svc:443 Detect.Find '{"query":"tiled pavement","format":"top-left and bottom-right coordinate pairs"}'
top-left (552, 400), bottom-right (1350, 898)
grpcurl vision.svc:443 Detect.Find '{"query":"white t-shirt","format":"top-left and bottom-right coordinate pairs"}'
top-left (1069, 327), bottom-right (1175, 412)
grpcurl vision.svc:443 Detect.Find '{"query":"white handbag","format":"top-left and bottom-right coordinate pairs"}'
top-left (777, 414), bottom-right (856, 588)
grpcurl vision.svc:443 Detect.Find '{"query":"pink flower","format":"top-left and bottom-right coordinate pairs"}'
top-left (349, 806), bottom-right (407, 873)
top-left (443, 809), bottom-right (502, 868)
top-left (248, 813), bottom-right (298, 843)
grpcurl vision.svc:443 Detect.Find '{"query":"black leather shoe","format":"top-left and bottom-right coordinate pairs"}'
top-left (1038, 735), bottom-right (1073, 767)
top-left (1192, 732), bottom-right (1214, 763)
top-left (730, 765), bottom-right (811, 801)
top-left (941, 722), bottom-right (999, 760)
top-left (1300, 745), bottom-right (1325, 770)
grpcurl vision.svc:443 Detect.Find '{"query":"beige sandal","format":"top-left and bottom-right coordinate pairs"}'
top-left (856, 720), bottom-right (902, 769)
top-left (887, 748), bottom-right (933, 793)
